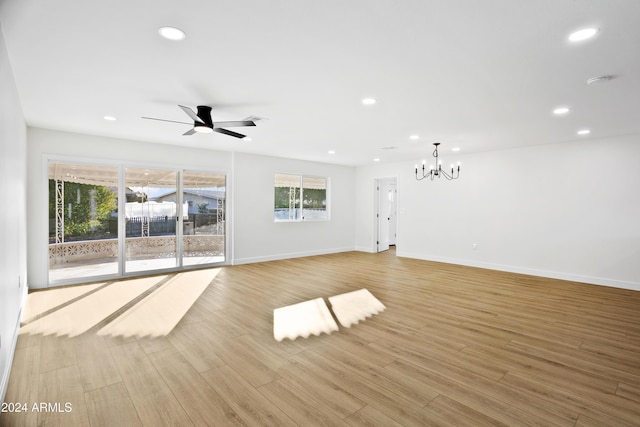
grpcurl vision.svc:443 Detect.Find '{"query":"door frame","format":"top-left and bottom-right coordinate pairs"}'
top-left (374, 176), bottom-right (398, 253)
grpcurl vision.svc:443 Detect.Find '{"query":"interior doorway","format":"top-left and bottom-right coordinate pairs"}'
top-left (375, 177), bottom-right (398, 253)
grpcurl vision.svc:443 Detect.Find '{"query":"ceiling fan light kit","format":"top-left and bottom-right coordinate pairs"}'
top-left (194, 124), bottom-right (213, 133)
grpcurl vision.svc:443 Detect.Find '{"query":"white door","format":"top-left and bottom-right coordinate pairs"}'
top-left (376, 179), bottom-right (396, 252)
top-left (388, 182), bottom-right (397, 245)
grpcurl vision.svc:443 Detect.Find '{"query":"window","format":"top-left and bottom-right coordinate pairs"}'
top-left (274, 173), bottom-right (328, 221)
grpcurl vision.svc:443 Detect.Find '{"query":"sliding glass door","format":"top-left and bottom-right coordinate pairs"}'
top-left (48, 161), bottom-right (226, 285)
top-left (48, 163), bottom-right (119, 282)
top-left (182, 171), bottom-right (226, 266)
top-left (124, 167), bottom-right (179, 273)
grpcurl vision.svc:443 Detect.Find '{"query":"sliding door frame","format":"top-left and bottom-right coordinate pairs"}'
top-left (45, 155), bottom-right (230, 287)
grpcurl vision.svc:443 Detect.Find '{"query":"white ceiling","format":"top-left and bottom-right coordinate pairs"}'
top-left (1, 0), bottom-right (639, 166)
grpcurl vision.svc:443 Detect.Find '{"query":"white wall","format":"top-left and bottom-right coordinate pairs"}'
top-left (356, 135), bottom-right (640, 290)
top-left (0, 24), bottom-right (28, 403)
top-left (233, 152), bottom-right (356, 264)
top-left (27, 129), bottom-right (357, 284)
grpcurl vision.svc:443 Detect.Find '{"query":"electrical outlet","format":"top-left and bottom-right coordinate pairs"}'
top-left (472, 243), bottom-right (478, 250)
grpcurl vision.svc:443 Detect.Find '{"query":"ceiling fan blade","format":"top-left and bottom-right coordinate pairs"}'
top-left (213, 128), bottom-right (246, 139)
top-left (212, 120), bottom-right (256, 128)
top-left (141, 116), bottom-right (192, 125)
top-left (178, 105), bottom-right (204, 124)
top-left (243, 115), bottom-right (266, 122)
top-left (183, 128), bottom-right (197, 136)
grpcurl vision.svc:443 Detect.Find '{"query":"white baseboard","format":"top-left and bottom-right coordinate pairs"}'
top-left (0, 284), bottom-right (27, 404)
top-left (396, 250), bottom-right (640, 291)
top-left (233, 246), bottom-right (355, 265)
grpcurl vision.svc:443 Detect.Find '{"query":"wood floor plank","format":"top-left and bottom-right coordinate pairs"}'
top-left (215, 336), bottom-right (281, 388)
top-left (257, 379), bottom-right (349, 426)
top-left (37, 365), bottom-right (90, 426)
top-left (200, 365), bottom-right (297, 426)
top-left (38, 334), bottom-right (77, 374)
top-left (616, 382), bottom-right (640, 403)
top-left (385, 358), bottom-right (575, 426)
top-left (461, 345), bottom-right (619, 395)
top-left (293, 351), bottom-right (452, 426)
top-left (147, 348), bottom-right (244, 426)
top-left (308, 342), bottom-right (439, 407)
top-left (276, 355), bottom-right (366, 419)
top-left (500, 371), bottom-right (640, 427)
top-left (0, 345), bottom-right (41, 427)
top-left (574, 414), bottom-right (621, 427)
top-left (84, 382), bottom-right (142, 427)
top-left (369, 334), bottom-right (507, 383)
top-left (109, 341), bottom-right (192, 426)
top-left (344, 405), bottom-right (404, 426)
top-left (507, 339), bottom-right (640, 387)
top-left (427, 395), bottom-right (510, 427)
top-left (304, 325), bottom-right (398, 367)
top-left (165, 320), bottom-right (226, 373)
top-left (73, 333), bottom-right (121, 392)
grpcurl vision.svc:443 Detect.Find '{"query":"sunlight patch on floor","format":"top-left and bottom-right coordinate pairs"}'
top-left (19, 276), bottom-right (167, 337)
top-left (98, 269), bottom-right (219, 339)
top-left (273, 298), bottom-right (339, 342)
top-left (23, 282), bottom-right (105, 322)
top-left (328, 289), bottom-right (386, 328)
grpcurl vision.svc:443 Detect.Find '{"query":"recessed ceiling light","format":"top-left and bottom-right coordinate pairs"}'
top-left (452, 147), bottom-right (461, 152)
top-left (373, 158), bottom-right (381, 162)
top-left (577, 129), bottom-right (591, 135)
top-left (243, 137), bottom-right (252, 141)
top-left (568, 27), bottom-right (599, 42)
top-left (103, 116), bottom-right (117, 121)
top-left (553, 106), bottom-right (570, 115)
top-left (158, 26), bottom-right (186, 41)
top-left (362, 98), bottom-right (376, 105)
top-left (328, 150), bottom-right (336, 154)
top-left (409, 135), bottom-right (420, 141)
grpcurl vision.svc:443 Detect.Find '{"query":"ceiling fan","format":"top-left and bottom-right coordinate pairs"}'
top-left (142, 105), bottom-right (256, 138)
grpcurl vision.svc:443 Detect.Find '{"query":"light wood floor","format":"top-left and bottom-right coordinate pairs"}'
top-left (2, 249), bottom-right (640, 426)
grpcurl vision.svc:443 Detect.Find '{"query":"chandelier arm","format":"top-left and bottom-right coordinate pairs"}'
top-left (415, 170), bottom-right (429, 181)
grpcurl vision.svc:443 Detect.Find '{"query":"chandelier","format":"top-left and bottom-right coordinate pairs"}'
top-left (415, 143), bottom-right (460, 181)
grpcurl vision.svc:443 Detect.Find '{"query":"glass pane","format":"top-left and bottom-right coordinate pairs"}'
top-left (125, 167), bottom-right (178, 273)
top-left (48, 162), bottom-right (119, 282)
top-left (302, 176), bottom-right (328, 220)
top-left (274, 173), bottom-right (301, 221)
top-left (182, 171), bottom-right (226, 266)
